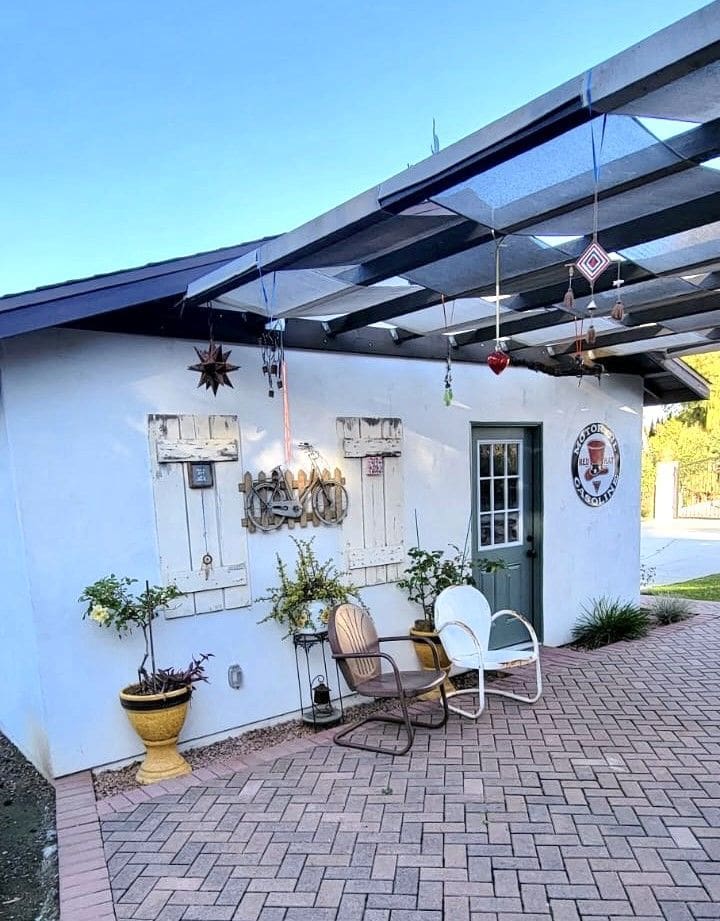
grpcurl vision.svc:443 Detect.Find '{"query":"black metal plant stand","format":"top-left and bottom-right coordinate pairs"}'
top-left (292, 630), bottom-right (345, 729)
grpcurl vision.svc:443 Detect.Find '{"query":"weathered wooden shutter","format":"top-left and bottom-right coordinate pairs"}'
top-left (337, 417), bottom-right (404, 587)
top-left (148, 414), bottom-right (250, 617)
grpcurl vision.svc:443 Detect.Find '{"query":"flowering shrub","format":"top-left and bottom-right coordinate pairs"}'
top-left (80, 575), bottom-right (212, 694)
top-left (257, 538), bottom-right (360, 638)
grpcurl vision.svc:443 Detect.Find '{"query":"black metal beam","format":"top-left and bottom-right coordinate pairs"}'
top-left (323, 288), bottom-right (441, 337)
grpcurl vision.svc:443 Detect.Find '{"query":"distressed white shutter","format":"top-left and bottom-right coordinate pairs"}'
top-left (337, 417), bottom-right (405, 587)
top-left (148, 414), bottom-right (250, 617)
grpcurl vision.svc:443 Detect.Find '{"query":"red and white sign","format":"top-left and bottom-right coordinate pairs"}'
top-left (571, 423), bottom-right (620, 507)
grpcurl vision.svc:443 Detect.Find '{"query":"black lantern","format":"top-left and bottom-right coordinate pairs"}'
top-left (312, 676), bottom-right (333, 715)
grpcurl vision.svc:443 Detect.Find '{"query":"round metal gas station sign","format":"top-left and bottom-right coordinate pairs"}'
top-left (571, 423), bottom-right (620, 507)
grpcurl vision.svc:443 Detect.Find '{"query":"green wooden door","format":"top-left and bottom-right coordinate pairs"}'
top-left (471, 426), bottom-right (541, 648)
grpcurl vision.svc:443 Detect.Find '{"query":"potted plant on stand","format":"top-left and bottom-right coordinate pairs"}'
top-left (257, 537), bottom-right (360, 637)
top-left (80, 575), bottom-right (212, 785)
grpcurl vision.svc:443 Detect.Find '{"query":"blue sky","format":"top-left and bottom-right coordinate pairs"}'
top-left (2, 0), bottom-right (712, 295)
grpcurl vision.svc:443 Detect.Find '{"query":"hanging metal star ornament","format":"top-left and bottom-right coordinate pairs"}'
top-left (188, 341), bottom-right (239, 395)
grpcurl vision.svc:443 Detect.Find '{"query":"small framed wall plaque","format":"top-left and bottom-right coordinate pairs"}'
top-left (363, 455), bottom-right (384, 477)
top-left (188, 462), bottom-right (214, 489)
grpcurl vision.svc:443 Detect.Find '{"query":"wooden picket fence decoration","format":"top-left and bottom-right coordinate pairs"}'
top-left (239, 467), bottom-right (346, 532)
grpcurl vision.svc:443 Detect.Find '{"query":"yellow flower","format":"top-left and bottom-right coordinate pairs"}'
top-left (89, 604), bottom-right (111, 625)
top-left (320, 608), bottom-right (330, 624)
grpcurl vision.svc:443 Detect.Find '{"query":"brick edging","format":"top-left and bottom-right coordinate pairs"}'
top-left (55, 771), bottom-right (116, 921)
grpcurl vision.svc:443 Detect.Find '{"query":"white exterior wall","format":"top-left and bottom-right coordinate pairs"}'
top-left (0, 329), bottom-right (643, 775)
top-left (0, 369), bottom-right (50, 776)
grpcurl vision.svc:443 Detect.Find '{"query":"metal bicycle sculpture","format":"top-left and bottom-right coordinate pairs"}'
top-left (245, 442), bottom-right (349, 531)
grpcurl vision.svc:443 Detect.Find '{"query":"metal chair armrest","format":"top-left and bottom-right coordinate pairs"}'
top-left (379, 633), bottom-right (442, 670)
top-left (490, 609), bottom-right (540, 653)
top-left (331, 650), bottom-right (405, 696)
top-left (436, 620), bottom-right (485, 669)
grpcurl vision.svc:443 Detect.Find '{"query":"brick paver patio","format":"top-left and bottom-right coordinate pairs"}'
top-left (90, 611), bottom-right (720, 920)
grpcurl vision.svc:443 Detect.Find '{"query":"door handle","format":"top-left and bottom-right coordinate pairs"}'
top-left (526, 548), bottom-right (537, 558)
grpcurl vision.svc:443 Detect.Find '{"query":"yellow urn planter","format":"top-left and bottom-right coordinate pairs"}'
top-left (119, 684), bottom-right (192, 785)
top-left (409, 625), bottom-right (454, 698)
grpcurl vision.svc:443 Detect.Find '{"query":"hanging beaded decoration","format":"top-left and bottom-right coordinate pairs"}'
top-left (442, 295), bottom-right (455, 405)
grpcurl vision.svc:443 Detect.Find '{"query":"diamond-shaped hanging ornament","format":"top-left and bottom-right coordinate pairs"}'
top-left (575, 240), bottom-right (612, 284)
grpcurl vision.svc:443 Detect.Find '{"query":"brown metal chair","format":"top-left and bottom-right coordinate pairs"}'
top-left (327, 603), bottom-right (449, 755)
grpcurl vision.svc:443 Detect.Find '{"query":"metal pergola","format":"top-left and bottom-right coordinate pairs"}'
top-left (180, 2), bottom-right (720, 404)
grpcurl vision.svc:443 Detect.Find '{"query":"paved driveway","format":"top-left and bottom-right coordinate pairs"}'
top-left (97, 611), bottom-right (720, 921)
top-left (642, 519), bottom-right (720, 585)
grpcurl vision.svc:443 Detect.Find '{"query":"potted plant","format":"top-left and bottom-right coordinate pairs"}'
top-left (397, 546), bottom-right (505, 676)
top-left (80, 575), bottom-right (212, 785)
top-left (257, 537), bottom-right (360, 637)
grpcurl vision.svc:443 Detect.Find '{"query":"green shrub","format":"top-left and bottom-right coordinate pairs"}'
top-left (572, 597), bottom-right (650, 650)
top-left (652, 596), bottom-right (693, 625)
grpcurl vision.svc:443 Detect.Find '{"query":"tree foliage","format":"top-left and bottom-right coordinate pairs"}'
top-left (641, 353), bottom-right (720, 516)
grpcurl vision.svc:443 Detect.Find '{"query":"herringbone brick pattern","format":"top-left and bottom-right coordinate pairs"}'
top-left (100, 615), bottom-right (720, 920)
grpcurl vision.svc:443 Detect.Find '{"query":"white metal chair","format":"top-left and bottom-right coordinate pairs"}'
top-left (435, 584), bottom-right (542, 719)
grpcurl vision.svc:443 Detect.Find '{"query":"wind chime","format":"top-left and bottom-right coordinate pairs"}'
top-left (257, 257), bottom-right (293, 463)
top-left (260, 327), bottom-right (285, 398)
top-left (187, 303), bottom-right (240, 394)
top-left (487, 234), bottom-right (509, 375)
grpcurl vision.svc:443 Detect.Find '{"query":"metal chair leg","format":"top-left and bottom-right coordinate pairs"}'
top-left (485, 658), bottom-right (542, 704)
top-left (332, 691), bottom-right (447, 755)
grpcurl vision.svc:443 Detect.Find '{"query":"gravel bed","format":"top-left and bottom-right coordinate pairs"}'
top-left (0, 733), bottom-right (58, 921)
top-left (93, 673), bottom-right (479, 800)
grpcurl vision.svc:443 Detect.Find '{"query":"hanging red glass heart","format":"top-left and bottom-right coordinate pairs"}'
top-left (487, 349), bottom-right (510, 375)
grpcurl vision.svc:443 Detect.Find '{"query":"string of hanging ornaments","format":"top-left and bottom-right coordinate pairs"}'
top-left (565, 71), bottom-right (625, 370)
top-left (257, 255), bottom-right (293, 464)
top-left (487, 233), bottom-right (510, 375)
top-left (187, 303), bottom-right (240, 394)
top-left (442, 294), bottom-right (455, 405)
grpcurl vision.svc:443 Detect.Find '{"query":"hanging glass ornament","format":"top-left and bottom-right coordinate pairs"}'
top-left (443, 352), bottom-right (453, 405)
top-left (487, 343), bottom-right (510, 376)
top-left (488, 235), bottom-right (510, 376)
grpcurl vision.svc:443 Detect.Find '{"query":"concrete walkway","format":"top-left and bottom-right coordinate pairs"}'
top-left (57, 606), bottom-right (720, 920)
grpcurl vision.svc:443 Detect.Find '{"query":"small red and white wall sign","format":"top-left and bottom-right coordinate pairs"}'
top-left (571, 422), bottom-right (621, 507)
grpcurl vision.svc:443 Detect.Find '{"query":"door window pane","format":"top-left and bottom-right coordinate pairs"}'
top-left (493, 514), bottom-right (506, 544)
top-left (480, 479), bottom-right (491, 511)
top-left (476, 439), bottom-right (523, 548)
top-left (493, 443), bottom-right (506, 476)
top-left (479, 514), bottom-right (492, 547)
top-left (494, 479), bottom-right (506, 510)
top-left (479, 444), bottom-right (491, 477)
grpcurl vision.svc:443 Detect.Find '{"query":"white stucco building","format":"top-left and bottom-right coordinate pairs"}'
top-left (3, 5), bottom-right (719, 777)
